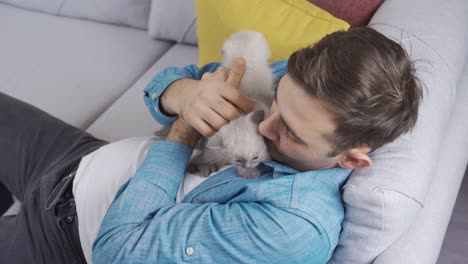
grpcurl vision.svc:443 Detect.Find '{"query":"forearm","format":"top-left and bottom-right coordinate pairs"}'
top-left (165, 118), bottom-right (202, 149)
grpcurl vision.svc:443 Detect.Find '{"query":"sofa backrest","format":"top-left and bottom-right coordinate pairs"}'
top-left (0, 0), bottom-right (151, 29)
top-left (148, 0), bottom-right (198, 45)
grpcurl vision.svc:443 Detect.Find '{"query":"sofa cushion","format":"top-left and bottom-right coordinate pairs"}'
top-left (307, 0), bottom-right (383, 27)
top-left (0, 0), bottom-right (151, 29)
top-left (86, 44), bottom-right (199, 140)
top-left (195, 0), bottom-right (349, 66)
top-left (0, 3), bottom-right (173, 129)
top-left (148, 0), bottom-right (198, 45)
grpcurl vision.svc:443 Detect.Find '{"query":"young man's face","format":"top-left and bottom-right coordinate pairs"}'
top-left (259, 74), bottom-right (372, 171)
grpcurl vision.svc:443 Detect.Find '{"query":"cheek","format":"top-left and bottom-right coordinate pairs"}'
top-left (278, 134), bottom-right (297, 154)
top-left (279, 142), bottom-right (309, 163)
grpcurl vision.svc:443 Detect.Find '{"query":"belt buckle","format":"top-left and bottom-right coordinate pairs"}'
top-left (44, 171), bottom-right (76, 211)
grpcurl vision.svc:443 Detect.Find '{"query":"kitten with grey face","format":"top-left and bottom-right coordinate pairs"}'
top-left (154, 104), bottom-right (270, 179)
top-left (187, 104), bottom-right (270, 179)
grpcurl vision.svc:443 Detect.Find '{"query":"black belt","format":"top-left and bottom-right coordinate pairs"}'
top-left (44, 170), bottom-right (87, 264)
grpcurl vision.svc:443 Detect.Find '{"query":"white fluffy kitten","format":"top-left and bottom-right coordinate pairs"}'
top-left (221, 30), bottom-right (275, 106)
top-left (155, 30), bottom-right (274, 179)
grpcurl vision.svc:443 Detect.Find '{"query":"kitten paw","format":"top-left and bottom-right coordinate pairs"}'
top-left (187, 164), bottom-right (220, 177)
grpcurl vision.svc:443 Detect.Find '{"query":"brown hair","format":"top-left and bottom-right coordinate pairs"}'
top-left (287, 27), bottom-right (424, 157)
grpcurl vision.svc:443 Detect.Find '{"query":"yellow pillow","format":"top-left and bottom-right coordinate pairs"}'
top-left (195, 0), bottom-right (350, 67)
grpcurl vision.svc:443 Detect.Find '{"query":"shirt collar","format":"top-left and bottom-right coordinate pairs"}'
top-left (261, 160), bottom-right (300, 176)
top-left (260, 160), bottom-right (354, 179)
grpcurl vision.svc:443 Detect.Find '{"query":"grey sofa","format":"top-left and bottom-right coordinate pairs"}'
top-left (1, 0), bottom-right (467, 263)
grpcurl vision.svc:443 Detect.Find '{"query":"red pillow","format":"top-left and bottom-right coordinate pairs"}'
top-left (307, 0), bottom-right (383, 27)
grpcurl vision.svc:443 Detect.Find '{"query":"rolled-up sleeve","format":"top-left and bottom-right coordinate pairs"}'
top-left (92, 140), bottom-right (330, 264)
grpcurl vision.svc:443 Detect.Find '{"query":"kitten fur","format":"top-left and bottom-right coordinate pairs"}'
top-left (187, 102), bottom-right (271, 179)
top-left (221, 30), bottom-right (275, 107)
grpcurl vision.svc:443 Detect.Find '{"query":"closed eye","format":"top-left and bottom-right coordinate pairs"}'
top-left (286, 130), bottom-right (301, 143)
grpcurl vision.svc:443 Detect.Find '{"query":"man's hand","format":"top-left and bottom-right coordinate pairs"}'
top-left (160, 57), bottom-right (256, 137)
top-left (165, 118), bottom-right (202, 149)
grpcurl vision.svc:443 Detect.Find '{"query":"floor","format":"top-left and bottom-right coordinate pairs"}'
top-left (437, 166), bottom-right (468, 264)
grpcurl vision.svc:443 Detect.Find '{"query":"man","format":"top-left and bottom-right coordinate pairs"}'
top-left (92, 27), bottom-right (423, 263)
top-left (0, 27), bottom-right (422, 263)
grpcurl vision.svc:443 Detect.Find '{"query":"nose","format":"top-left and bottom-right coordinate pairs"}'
top-left (258, 113), bottom-right (280, 142)
top-left (239, 161), bottom-right (256, 168)
top-left (246, 161), bottom-right (256, 168)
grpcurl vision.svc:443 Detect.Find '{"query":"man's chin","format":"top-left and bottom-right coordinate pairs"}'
top-left (269, 149), bottom-right (283, 163)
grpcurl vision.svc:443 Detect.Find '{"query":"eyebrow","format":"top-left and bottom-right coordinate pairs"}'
top-left (275, 78), bottom-right (308, 145)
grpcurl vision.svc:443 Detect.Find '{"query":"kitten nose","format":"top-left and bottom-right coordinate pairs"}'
top-left (238, 160), bottom-right (255, 168)
top-left (245, 161), bottom-right (255, 168)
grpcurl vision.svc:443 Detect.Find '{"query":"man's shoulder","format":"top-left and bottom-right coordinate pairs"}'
top-left (290, 167), bottom-right (351, 212)
top-left (257, 165), bottom-right (351, 222)
top-left (289, 167), bottom-right (353, 249)
top-left (256, 166), bottom-right (351, 260)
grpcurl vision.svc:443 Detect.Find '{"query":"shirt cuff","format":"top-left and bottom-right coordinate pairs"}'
top-left (144, 91), bottom-right (178, 126)
top-left (144, 69), bottom-right (192, 126)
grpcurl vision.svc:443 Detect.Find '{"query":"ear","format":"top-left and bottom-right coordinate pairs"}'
top-left (249, 109), bottom-right (265, 124)
top-left (337, 146), bottom-right (373, 169)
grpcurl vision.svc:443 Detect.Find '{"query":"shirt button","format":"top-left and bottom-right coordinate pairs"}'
top-left (185, 247), bottom-right (194, 255)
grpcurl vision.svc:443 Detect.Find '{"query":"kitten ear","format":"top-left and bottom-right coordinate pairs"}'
top-left (249, 109), bottom-right (265, 125)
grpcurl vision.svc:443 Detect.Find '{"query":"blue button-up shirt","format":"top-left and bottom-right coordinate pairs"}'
top-left (92, 60), bottom-right (353, 264)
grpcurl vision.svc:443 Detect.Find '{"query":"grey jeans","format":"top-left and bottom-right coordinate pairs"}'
top-left (0, 92), bottom-right (108, 263)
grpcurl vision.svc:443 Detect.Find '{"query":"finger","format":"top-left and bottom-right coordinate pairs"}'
top-left (211, 99), bottom-right (242, 122)
top-left (212, 66), bottom-right (227, 81)
top-left (226, 57), bottom-right (245, 88)
top-left (201, 72), bottom-right (213, 80)
top-left (201, 67), bottom-right (226, 81)
top-left (219, 88), bottom-right (256, 114)
top-left (201, 105), bottom-right (229, 130)
top-left (192, 118), bottom-right (217, 137)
